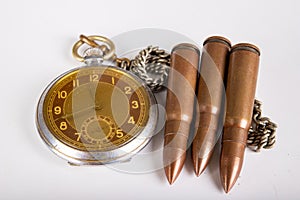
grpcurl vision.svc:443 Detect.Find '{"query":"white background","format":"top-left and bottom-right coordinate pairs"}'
top-left (1, 0), bottom-right (299, 199)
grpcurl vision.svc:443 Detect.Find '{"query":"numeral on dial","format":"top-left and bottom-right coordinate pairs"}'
top-left (90, 74), bottom-right (99, 82)
top-left (131, 101), bottom-right (139, 109)
top-left (60, 121), bottom-right (67, 130)
top-left (73, 79), bottom-right (80, 87)
top-left (111, 77), bottom-right (115, 85)
top-left (58, 91), bottom-right (67, 99)
top-left (74, 132), bottom-right (81, 141)
top-left (54, 106), bottom-right (61, 115)
top-left (124, 86), bottom-right (132, 94)
top-left (128, 116), bottom-right (135, 124)
top-left (116, 129), bottom-right (124, 138)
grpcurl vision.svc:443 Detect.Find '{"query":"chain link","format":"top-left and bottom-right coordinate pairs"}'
top-left (247, 99), bottom-right (277, 152)
top-left (116, 46), bottom-right (170, 92)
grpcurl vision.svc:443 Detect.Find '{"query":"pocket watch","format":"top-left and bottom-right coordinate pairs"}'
top-left (36, 35), bottom-right (160, 165)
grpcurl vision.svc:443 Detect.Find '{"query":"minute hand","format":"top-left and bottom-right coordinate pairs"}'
top-left (60, 105), bottom-right (103, 120)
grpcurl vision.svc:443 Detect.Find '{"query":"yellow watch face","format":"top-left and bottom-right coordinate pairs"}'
top-left (42, 66), bottom-right (150, 152)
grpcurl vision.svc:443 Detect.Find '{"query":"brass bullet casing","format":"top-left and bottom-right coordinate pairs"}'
top-left (192, 36), bottom-right (231, 176)
top-left (164, 43), bottom-right (200, 184)
top-left (220, 43), bottom-right (260, 193)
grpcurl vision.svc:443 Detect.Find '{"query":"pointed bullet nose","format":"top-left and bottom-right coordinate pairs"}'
top-left (223, 179), bottom-right (232, 193)
top-left (224, 186), bottom-right (229, 193)
top-left (220, 156), bottom-right (243, 193)
top-left (164, 159), bottom-right (185, 185)
top-left (193, 151), bottom-right (213, 176)
top-left (223, 177), bottom-right (233, 193)
top-left (163, 143), bottom-right (186, 185)
top-left (166, 172), bottom-right (176, 185)
top-left (193, 157), bottom-right (208, 176)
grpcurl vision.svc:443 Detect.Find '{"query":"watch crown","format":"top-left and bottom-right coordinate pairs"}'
top-left (83, 47), bottom-right (104, 65)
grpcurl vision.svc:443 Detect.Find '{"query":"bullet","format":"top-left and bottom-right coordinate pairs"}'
top-left (220, 43), bottom-right (260, 193)
top-left (164, 43), bottom-right (199, 184)
top-left (192, 36), bottom-right (231, 176)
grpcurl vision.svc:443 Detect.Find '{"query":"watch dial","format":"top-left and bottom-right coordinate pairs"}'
top-left (42, 66), bottom-right (150, 151)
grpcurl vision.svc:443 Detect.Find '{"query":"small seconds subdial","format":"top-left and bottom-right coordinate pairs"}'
top-left (81, 115), bottom-right (116, 146)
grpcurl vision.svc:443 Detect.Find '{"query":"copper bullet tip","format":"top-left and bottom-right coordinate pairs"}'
top-left (164, 156), bottom-right (186, 185)
top-left (163, 134), bottom-right (187, 185)
top-left (193, 151), bottom-right (213, 176)
top-left (220, 155), bottom-right (243, 193)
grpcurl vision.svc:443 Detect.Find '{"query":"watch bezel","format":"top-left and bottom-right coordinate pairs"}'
top-left (36, 65), bottom-right (158, 165)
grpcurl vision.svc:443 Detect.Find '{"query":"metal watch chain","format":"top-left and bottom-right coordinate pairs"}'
top-left (116, 46), bottom-right (170, 92)
top-left (247, 100), bottom-right (277, 152)
top-left (81, 35), bottom-right (277, 152)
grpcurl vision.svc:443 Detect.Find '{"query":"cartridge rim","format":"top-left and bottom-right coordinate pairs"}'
top-left (231, 43), bottom-right (260, 56)
top-left (203, 36), bottom-right (232, 48)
